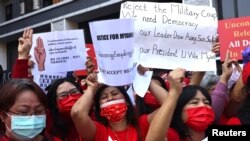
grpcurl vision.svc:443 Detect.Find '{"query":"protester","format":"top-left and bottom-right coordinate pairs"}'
top-left (145, 68), bottom-right (185, 141)
top-left (71, 69), bottom-right (170, 141)
top-left (0, 79), bottom-right (56, 140)
top-left (220, 61), bottom-right (250, 125)
top-left (9, 28), bottom-right (86, 140)
top-left (146, 82), bottom-right (214, 141)
top-left (46, 77), bottom-right (85, 140)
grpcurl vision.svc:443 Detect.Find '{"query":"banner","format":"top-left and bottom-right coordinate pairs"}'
top-left (218, 16), bottom-right (250, 61)
top-left (89, 19), bottom-right (137, 86)
top-left (30, 30), bottom-right (87, 74)
top-left (120, 1), bottom-right (218, 71)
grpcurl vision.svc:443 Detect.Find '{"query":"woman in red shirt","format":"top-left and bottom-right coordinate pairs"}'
top-left (71, 71), bottom-right (169, 141)
top-left (146, 69), bottom-right (215, 141)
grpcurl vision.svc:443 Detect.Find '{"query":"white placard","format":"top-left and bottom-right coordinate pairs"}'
top-left (126, 86), bottom-right (136, 106)
top-left (33, 72), bottom-right (67, 92)
top-left (30, 30), bottom-right (87, 74)
top-left (120, 1), bottom-right (217, 71)
top-left (90, 19), bottom-right (137, 86)
top-left (133, 71), bottom-right (153, 97)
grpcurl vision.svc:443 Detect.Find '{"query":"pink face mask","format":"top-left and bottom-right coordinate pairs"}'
top-left (100, 99), bottom-right (128, 122)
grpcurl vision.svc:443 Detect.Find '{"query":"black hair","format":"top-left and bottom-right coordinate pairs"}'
top-left (46, 77), bottom-right (83, 139)
top-left (237, 77), bottom-right (250, 124)
top-left (136, 75), bottom-right (168, 115)
top-left (170, 85), bottom-right (212, 140)
top-left (94, 85), bottom-right (142, 141)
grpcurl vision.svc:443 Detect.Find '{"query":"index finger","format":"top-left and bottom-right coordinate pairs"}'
top-left (225, 50), bottom-right (230, 61)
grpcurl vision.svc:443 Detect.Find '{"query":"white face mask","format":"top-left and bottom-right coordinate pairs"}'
top-left (6, 114), bottom-right (46, 141)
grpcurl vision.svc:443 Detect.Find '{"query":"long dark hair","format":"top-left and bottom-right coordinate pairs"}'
top-left (46, 77), bottom-right (82, 139)
top-left (237, 77), bottom-right (250, 124)
top-left (94, 85), bottom-right (142, 141)
top-left (170, 85), bottom-right (212, 140)
top-left (136, 75), bottom-right (168, 115)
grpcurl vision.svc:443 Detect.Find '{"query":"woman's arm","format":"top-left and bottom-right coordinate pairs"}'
top-left (12, 28), bottom-right (33, 78)
top-left (211, 51), bottom-right (234, 122)
top-left (71, 73), bottom-right (100, 141)
top-left (146, 68), bottom-right (185, 141)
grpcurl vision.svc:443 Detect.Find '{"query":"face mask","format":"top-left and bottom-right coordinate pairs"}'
top-left (6, 114), bottom-right (46, 141)
top-left (57, 93), bottom-right (82, 116)
top-left (100, 99), bottom-right (128, 122)
top-left (185, 106), bottom-right (214, 132)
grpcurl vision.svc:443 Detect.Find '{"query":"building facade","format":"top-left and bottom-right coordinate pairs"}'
top-left (0, 0), bottom-right (249, 83)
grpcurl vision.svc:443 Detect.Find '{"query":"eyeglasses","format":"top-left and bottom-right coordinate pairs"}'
top-left (7, 110), bottom-right (45, 116)
top-left (57, 88), bottom-right (80, 100)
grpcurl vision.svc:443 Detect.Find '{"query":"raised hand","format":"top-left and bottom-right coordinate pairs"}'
top-left (18, 28), bottom-right (33, 59)
top-left (167, 68), bottom-right (185, 95)
top-left (211, 36), bottom-right (220, 55)
top-left (34, 37), bottom-right (46, 71)
top-left (137, 64), bottom-right (150, 75)
top-left (86, 72), bottom-right (102, 91)
top-left (221, 50), bottom-right (234, 84)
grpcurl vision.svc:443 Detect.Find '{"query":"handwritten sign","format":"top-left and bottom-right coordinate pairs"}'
top-left (30, 30), bottom-right (87, 74)
top-left (120, 1), bottom-right (217, 71)
top-left (89, 19), bottom-right (137, 86)
top-left (218, 16), bottom-right (250, 61)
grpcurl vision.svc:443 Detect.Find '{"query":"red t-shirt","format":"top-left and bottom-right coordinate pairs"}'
top-left (218, 114), bottom-right (241, 125)
top-left (166, 128), bottom-right (190, 141)
top-left (94, 115), bottom-right (149, 141)
top-left (167, 128), bottom-right (180, 141)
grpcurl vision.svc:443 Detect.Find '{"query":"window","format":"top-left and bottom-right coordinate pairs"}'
top-left (5, 3), bottom-right (12, 21)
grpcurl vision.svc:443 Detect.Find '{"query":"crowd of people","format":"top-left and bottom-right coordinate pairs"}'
top-left (0, 25), bottom-right (249, 141)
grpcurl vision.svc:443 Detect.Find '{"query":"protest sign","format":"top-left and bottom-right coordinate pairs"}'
top-left (30, 30), bottom-right (87, 74)
top-left (33, 72), bottom-right (67, 91)
top-left (218, 16), bottom-right (250, 61)
top-left (74, 44), bottom-right (98, 76)
top-left (120, 1), bottom-right (217, 71)
top-left (89, 19), bottom-right (137, 86)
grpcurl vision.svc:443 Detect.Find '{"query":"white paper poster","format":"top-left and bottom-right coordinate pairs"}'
top-left (90, 19), bottom-right (137, 86)
top-left (30, 30), bottom-right (87, 74)
top-left (120, 1), bottom-right (218, 71)
top-left (33, 72), bottom-right (67, 91)
top-left (133, 71), bottom-right (153, 97)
